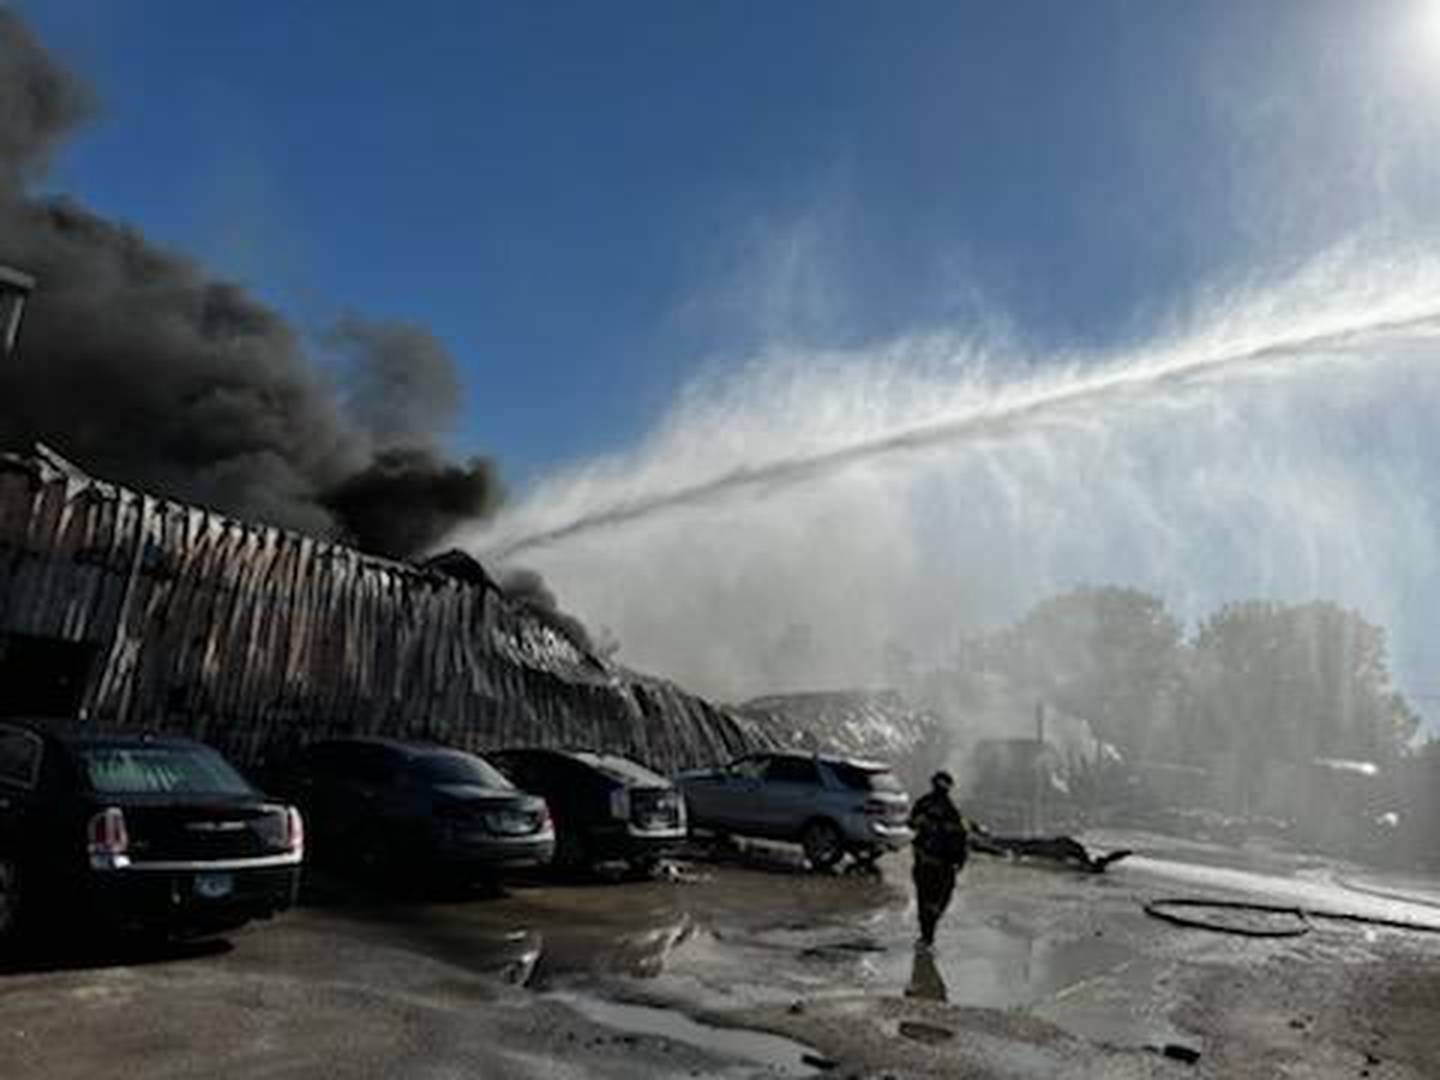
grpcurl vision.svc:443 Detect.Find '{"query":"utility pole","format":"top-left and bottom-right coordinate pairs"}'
top-left (0, 264), bottom-right (35, 359)
top-left (1033, 699), bottom-right (1046, 835)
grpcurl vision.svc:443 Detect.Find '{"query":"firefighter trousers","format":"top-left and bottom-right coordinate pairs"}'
top-left (913, 857), bottom-right (962, 944)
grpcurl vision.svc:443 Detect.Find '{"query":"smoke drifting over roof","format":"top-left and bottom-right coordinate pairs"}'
top-left (0, 10), bottom-right (496, 559)
top-left (329, 315), bottom-right (464, 451)
top-left (321, 447), bottom-right (500, 565)
top-left (496, 566), bottom-right (598, 654)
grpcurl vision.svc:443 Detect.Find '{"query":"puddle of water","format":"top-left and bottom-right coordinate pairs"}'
top-left (877, 924), bottom-right (1141, 1012)
top-left (550, 992), bottom-right (823, 1076)
top-left (1030, 952), bottom-right (1191, 1047)
top-left (1322, 872), bottom-right (1440, 911)
top-left (323, 891), bottom-right (698, 987)
top-left (1117, 856), bottom-right (1440, 930)
top-left (881, 916), bottom-right (1189, 1048)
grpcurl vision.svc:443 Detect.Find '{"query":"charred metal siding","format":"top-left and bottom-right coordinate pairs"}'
top-left (737, 690), bottom-right (949, 790)
top-left (0, 451), bottom-right (772, 772)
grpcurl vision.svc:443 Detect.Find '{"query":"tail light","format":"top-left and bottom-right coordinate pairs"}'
top-left (284, 806), bottom-right (305, 856)
top-left (863, 799), bottom-right (890, 817)
top-left (435, 800), bottom-right (478, 822)
top-left (609, 789), bottom-right (631, 821)
top-left (87, 807), bottom-right (130, 869)
top-left (537, 800), bottom-right (552, 832)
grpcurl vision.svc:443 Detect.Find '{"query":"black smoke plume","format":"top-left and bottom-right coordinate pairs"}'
top-left (328, 315), bottom-right (463, 450)
top-left (321, 447), bottom-right (500, 564)
top-left (497, 567), bottom-right (599, 655)
top-left (0, 9), bottom-right (496, 559)
top-left (0, 9), bottom-right (90, 188)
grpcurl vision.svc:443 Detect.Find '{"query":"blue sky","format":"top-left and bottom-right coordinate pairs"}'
top-left (20, 1), bottom-right (1436, 484)
top-left (13, 2), bottom-right (1440, 709)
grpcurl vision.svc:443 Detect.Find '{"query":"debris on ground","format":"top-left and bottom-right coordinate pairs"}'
top-left (1149, 1042), bottom-right (1202, 1064)
top-left (973, 834), bottom-right (1133, 873)
top-left (897, 1021), bottom-right (955, 1044)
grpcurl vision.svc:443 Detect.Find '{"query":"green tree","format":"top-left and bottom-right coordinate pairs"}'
top-left (978, 586), bottom-right (1185, 760)
top-left (1183, 600), bottom-right (1419, 808)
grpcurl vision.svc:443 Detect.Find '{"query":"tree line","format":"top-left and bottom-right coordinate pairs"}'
top-left (946, 586), bottom-right (1422, 794)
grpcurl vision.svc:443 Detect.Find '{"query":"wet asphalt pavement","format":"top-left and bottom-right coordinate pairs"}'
top-left (5, 836), bottom-right (1440, 1078)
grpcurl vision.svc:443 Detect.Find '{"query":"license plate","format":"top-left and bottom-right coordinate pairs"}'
top-left (486, 811), bottom-right (536, 836)
top-left (194, 873), bottom-right (234, 899)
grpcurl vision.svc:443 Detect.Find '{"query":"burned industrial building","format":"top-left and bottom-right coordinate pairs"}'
top-left (0, 444), bottom-right (775, 774)
top-left (0, 248), bottom-right (923, 783)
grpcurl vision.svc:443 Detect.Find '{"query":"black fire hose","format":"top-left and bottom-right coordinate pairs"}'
top-left (1144, 898), bottom-right (1311, 938)
top-left (1144, 897), bottom-right (1440, 938)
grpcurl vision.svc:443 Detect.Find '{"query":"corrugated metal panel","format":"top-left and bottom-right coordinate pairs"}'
top-left (0, 450), bottom-right (777, 774)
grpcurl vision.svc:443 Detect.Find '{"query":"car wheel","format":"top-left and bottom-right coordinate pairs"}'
top-left (0, 858), bottom-right (23, 941)
top-left (846, 850), bottom-right (882, 877)
top-left (626, 854), bottom-right (661, 880)
top-left (802, 821), bottom-right (845, 871)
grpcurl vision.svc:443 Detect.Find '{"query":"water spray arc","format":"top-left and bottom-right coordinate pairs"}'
top-left (486, 306), bottom-right (1440, 560)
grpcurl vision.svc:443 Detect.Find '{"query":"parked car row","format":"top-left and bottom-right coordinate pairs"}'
top-left (0, 716), bottom-right (914, 949)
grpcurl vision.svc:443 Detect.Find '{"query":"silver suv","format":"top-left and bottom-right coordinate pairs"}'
top-left (676, 752), bottom-right (913, 869)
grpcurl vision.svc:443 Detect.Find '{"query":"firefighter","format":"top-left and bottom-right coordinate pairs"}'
top-left (908, 770), bottom-right (973, 947)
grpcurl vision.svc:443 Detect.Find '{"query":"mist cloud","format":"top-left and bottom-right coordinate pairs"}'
top-left (462, 248), bottom-right (1440, 721)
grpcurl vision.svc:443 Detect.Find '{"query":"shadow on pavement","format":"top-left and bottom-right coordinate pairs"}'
top-left (905, 943), bottom-right (949, 1002)
top-left (0, 933), bottom-right (232, 976)
top-left (298, 866), bottom-right (509, 909)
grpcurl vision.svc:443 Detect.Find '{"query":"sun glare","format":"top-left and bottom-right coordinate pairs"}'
top-left (1406, 0), bottom-right (1440, 68)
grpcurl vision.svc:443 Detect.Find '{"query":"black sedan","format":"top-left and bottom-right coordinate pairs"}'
top-left (0, 719), bottom-right (303, 946)
top-left (269, 737), bottom-right (554, 880)
top-left (487, 748), bottom-right (686, 876)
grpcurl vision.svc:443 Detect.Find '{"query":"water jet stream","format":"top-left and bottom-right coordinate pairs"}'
top-left (487, 307), bottom-right (1440, 559)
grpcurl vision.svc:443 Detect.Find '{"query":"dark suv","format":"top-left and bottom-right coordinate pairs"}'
top-left (270, 737), bottom-right (554, 880)
top-left (0, 720), bottom-right (303, 945)
top-left (488, 748), bottom-right (687, 875)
